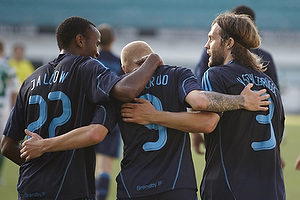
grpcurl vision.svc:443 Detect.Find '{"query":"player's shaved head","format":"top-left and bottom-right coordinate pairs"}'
top-left (121, 41), bottom-right (154, 73)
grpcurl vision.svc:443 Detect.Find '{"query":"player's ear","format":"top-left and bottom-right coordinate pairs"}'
top-left (75, 34), bottom-right (85, 48)
top-left (226, 38), bottom-right (234, 49)
top-left (121, 65), bottom-right (128, 73)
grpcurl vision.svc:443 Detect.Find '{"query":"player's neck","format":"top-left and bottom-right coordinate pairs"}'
top-left (223, 54), bottom-right (234, 65)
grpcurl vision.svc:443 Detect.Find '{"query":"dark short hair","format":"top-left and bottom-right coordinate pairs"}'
top-left (231, 5), bottom-right (255, 22)
top-left (97, 23), bottom-right (115, 46)
top-left (56, 16), bottom-right (96, 51)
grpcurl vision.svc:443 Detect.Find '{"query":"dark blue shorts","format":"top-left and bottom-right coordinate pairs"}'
top-left (95, 124), bottom-right (121, 158)
top-left (117, 188), bottom-right (198, 200)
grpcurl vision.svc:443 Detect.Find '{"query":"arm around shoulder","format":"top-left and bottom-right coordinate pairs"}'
top-left (20, 124), bottom-right (108, 161)
top-left (110, 53), bottom-right (162, 102)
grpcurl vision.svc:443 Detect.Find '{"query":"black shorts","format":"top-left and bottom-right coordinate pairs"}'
top-left (117, 188), bottom-right (198, 200)
top-left (95, 124), bottom-right (121, 158)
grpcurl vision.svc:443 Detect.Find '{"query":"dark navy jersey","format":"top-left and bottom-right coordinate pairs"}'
top-left (95, 65), bottom-right (201, 198)
top-left (118, 65), bottom-right (200, 198)
top-left (201, 61), bottom-right (285, 200)
top-left (3, 54), bottom-right (121, 200)
top-left (97, 50), bottom-right (124, 76)
top-left (95, 50), bottom-right (123, 157)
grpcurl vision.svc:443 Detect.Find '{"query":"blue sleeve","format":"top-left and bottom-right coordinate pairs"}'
top-left (83, 59), bottom-right (122, 104)
top-left (90, 100), bottom-right (119, 133)
top-left (201, 67), bottom-right (226, 94)
top-left (178, 68), bottom-right (201, 104)
top-left (201, 68), bottom-right (224, 117)
top-left (3, 93), bottom-right (26, 140)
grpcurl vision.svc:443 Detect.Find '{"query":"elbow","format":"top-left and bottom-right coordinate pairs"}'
top-left (192, 113), bottom-right (219, 133)
top-left (0, 146), bottom-right (7, 158)
top-left (1, 139), bottom-right (11, 158)
top-left (203, 115), bottom-right (219, 134)
top-left (110, 86), bottom-right (136, 103)
top-left (120, 90), bottom-right (136, 103)
top-left (1, 137), bottom-right (7, 157)
top-left (190, 94), bottom-right (209, 111)
top-left (190, 123), bottom-right (215, 134)
top-left (89, 124), bottom-right (107, 144)
top-left (193, 102), bottom-right (209, 111)
top-left (202, 123), bottom-right (217, 133)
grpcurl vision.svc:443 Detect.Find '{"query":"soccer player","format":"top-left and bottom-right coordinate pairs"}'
top-left (0, 37), bottom-right (19, 185)
top-left (20, 41), bottom-right (270, 200)
top-left (0, 17), bottom-right (162, 200)
top-left (198, 13), bottom-right (285, 199)
top-left (195, 5), bottom-right (280, 89)
top-left (95, 23), bottom-right (123, 200)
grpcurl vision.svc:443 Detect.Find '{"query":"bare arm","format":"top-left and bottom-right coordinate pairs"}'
top-left (295, 154), bottom-right (300, 170)
top-left (11, 92), bottom-right (17, 108)
top-left (110, 53), bottom-right (163, 102)
top-left (121, 98), bottom-right (220, 133)
top-left (20, 124), bottom-right (108, 161)
top-left (192, 133), bottom-right (205, 154)
top-left (1, 135), bottom-right (25, 166)
top-left (186, 83), bottom-right (271, 112)
top-left (121, 83), bottom-right (269, 132)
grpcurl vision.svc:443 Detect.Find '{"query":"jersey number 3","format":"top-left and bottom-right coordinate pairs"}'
top-left (140, 94), bottom-right (167, 152)
top-left (251, 96), bottom-right (276, 151)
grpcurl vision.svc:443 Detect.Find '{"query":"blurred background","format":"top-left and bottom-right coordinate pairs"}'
top-left (0, 0), bottom-right (299, 113)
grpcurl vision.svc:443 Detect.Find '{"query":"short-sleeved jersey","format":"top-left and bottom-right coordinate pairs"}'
top-left (105, 65), bottom-right (201, 198)
top-left (200, 61), bottom-right (285, 200)
top-left (3, 54), bottom-right (121, 200)
top-left (97, 50), bottom-right (124, 76)
top-left (95, 50), bottom-right (123, 157)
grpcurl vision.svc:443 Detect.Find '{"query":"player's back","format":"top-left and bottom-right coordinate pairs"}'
top-left (116, 65), bottom-right (200, 198)
top-left (201, 61), bottom-right (285, 200)
top-left (5, 54), bottom-right (121, 200)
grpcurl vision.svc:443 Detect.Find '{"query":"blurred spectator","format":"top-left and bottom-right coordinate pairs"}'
top-left (8, 43), bottom-right (35, 84)
top-left (0, 36), bottom-right (19, 185)
top-left (95, 23), bottom-right (123, 200)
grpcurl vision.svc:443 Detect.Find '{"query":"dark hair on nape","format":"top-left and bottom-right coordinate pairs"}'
top-left (231, 5), bottom-right (255, 22)
top-left (56, 16), bottom-right (96, 51)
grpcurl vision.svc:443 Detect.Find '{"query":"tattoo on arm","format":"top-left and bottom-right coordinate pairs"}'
top-left (203, 91), bottom-right (244, 112)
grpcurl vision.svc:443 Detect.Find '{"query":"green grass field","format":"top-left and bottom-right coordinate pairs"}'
top-left (1, 115), bottom-right (300, 200)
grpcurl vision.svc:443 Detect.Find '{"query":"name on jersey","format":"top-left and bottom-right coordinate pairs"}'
top-left (30, 71), bottom-right (69, 91)
top-left (236, 73), bottom-right (277, 96)
top-left (145, 74), bottom-right (169, 89)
